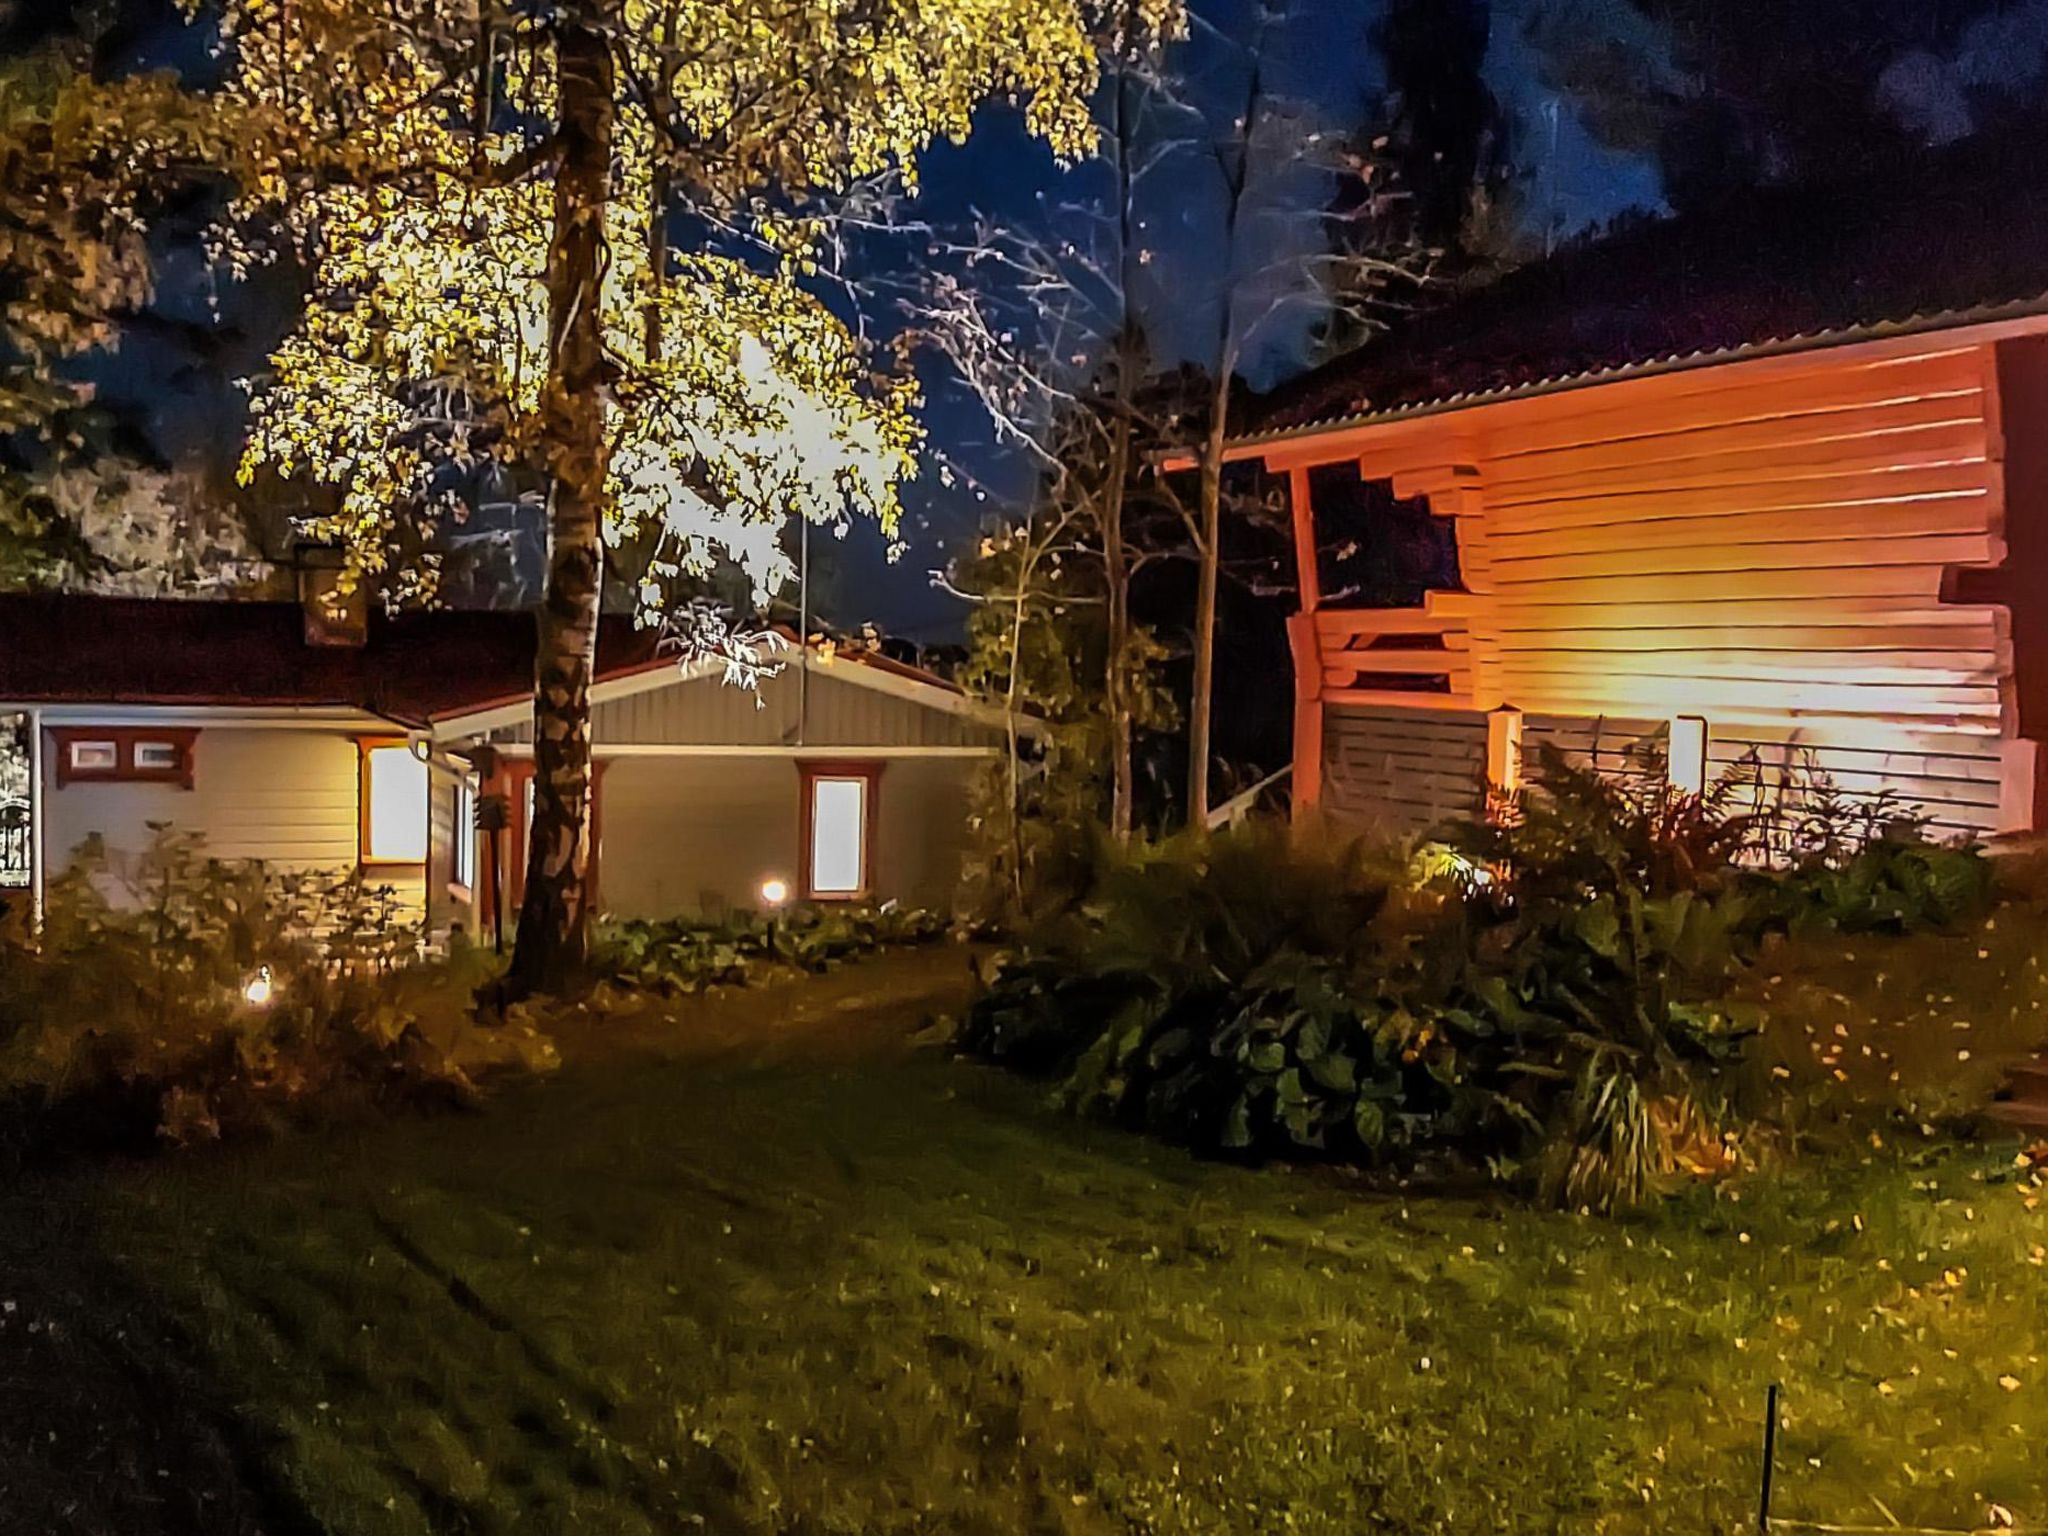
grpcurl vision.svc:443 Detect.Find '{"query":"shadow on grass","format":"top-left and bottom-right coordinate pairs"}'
top-left (0, 1177), bottom-right (328, 1536)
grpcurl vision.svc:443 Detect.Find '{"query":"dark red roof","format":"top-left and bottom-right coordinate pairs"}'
top-left (0, 595), bottom-right (662, 724)
top-left (1251, 116), bottom-right (2048, 438)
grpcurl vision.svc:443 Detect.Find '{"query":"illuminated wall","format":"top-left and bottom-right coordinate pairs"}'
top-left (1272, 323), bottom-right (2042, 839)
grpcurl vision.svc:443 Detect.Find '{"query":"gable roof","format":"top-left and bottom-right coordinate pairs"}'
top-left (1246, 115), bottom-right (2048, 446)
top-left (0, 595), bottom-right (974, 731)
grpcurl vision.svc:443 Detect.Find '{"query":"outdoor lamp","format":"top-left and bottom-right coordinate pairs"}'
top-left (760, 877), bottom-right (790, 908)
top-left (243, 965), bottom-right (275, 1008)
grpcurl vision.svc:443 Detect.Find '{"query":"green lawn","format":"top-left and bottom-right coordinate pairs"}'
top-left (44, 949), bottom-right (2039, 1536)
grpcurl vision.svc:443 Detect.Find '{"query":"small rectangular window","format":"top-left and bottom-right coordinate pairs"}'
top-left (360, 742), bottom-right (430, 863)
top-left (801, 763), bottom-right (879, 900)
top-left (51, 729), bottom-right (197, 787)
top-left (132, 741), bottom-right (181, 772)
top-left (451, 779), bottom-right (477, 892)
top-left (68, 740), bottom-right (118, 772)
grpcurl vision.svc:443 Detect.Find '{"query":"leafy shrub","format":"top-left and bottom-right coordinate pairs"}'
top-left (0, 827), bottom-right (555, 1161)
top-left (955, 821), bottom-right (1392, 1072)
top-left (960, 749), bottom-right (1995, 1210)
top-left (1768, 829), bottom-right (1993, 938)
top-left (593, 903), bottom-right (946, 992)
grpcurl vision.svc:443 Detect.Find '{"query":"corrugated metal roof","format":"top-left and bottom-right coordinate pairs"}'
top-left (1230, 294), bottom-right (2048, 452)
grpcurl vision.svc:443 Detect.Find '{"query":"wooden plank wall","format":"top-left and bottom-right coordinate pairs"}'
top-left (1322, 704), bottom-right (1487, 836)
top-left (1472, 341), bottom-right (2007, 735)
top-left (1281, 333), bottom-right (2024, 840)
top-left (1522, 715), bottom-right (2003, 840)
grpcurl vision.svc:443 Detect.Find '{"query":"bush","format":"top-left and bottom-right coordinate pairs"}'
top-left (959, 751), bottom-right (1996, 1210)
top-left (0, 827), bottom-right (556, 1161)
top-left (593, 903), bottom-right (947, 992)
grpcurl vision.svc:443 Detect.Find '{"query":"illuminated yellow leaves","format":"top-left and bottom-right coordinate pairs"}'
top-left (203, 0), bottom-right (1156, 611)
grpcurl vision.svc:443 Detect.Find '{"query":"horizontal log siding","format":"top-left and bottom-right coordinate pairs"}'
top-left (1283, 337), bottom-right (2022, 839)
top-left (1468, 344), bottom-right (2009, 735)
top-left (1321, 705), bottom-right (1487, 837)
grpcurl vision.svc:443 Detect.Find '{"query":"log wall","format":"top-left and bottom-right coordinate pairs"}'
top-left (1277, 327), bottom-right (2042, 842)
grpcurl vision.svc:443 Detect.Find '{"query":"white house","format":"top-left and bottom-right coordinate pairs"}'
top-left (0, 586), bottom-right (1016, 941)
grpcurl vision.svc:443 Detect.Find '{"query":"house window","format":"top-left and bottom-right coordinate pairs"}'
top-left (70, 740), bottom-right (118, 772)
top-left (800, 762), bottom-right (880, 900)
top-left (451, 778), bottom-right (478, 893)
top-left (359, 741), bottom-right (430, 864)
top-left (132, 741), bottom-right (181, 772)
top-left (50, 728), bottom-right (198, 788)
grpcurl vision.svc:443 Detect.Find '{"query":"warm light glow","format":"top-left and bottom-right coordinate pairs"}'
top-left (759, 877), bottom-right (790, 907)
top-left (1486, 707), bottom-right (1524, 795)
top-left (243, 966), bottom-right (274, 1008)
top-left (809, 777), bottom-right (867, 895)
top-left (363, 744), bottom-right (430, 862)
top-left (1669, 716), bottom-right (1709, 797)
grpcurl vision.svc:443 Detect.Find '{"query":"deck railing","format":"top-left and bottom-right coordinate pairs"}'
top-left (1311, 592), bottom-right (1478, 710)
top-left (0, 797), bottom-right (29, 889)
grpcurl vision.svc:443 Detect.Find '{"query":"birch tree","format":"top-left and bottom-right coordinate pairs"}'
top-left (161, 0), bottom-right (1177, 993)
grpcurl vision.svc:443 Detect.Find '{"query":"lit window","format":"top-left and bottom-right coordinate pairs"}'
top-left (68, 740), bottom-right (118, 773)
top-left (361, 743), bottom-right (430, 863)
top-left (451, 779), bottom-right (477, 891)
top-left (1669, 716), bottom-right (1709, 797)
top-left (802, 766), bottom-right (877, 899)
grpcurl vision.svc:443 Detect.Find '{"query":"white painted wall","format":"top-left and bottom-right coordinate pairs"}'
top-left (43, 726), bottom-right (427, 917)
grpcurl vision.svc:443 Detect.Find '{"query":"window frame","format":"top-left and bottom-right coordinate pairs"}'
top-left (357, 737), bottom-right (432, 867)
top-left (797, 760), bottom-right (882, 902)
top-left (449, 775), bottom-right (479, 896)
top-left (49, 727), bottom-right (198, 789)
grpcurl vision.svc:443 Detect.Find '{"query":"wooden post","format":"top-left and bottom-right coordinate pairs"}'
top-left (1670, 715), bottom-right (1709, 796)
top-left (1287, 613), bottom-right (1324, 817)
top-left (27, 705), bottom-right (44, 936)
top-left (1486, 706), bottom-right (1523, 796)
top-left (1286, 465), bottom-right (1324, 820)
top-left (1288, 465), bottom-right (1321, 612)
top-left (1756, 1383), bottom-right (1780, 1532)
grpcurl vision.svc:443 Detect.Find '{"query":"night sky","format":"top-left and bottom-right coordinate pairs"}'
top-left (41, 0), bottom-right (2048, 639)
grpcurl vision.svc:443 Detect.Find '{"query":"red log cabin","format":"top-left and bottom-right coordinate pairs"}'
top-left (1219, 159), bottom-right (2048, 844)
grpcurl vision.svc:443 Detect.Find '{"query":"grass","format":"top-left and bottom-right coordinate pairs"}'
top-left (6, 945), bottom-right (2023, 1536)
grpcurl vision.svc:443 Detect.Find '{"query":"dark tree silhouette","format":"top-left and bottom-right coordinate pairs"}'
top-left (1373, 0), bottom-right (1508, 253)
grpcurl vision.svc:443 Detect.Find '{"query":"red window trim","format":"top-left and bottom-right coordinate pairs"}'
top-left (49, 727), bottom-right (199, 790)
top-left (798, 760), bottom-right (882, 902)
top-left (357, 736), bottom-right (428, 867)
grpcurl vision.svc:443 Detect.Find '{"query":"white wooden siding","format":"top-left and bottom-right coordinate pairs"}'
top-left (44, 727), bottom-right (428, 916)
top-left (488, 664), bottom-right (1005, 751)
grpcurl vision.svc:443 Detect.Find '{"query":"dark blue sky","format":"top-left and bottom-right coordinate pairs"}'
top-left (59, 0), bottom-right (1681, 639)
top-left (77, 0), bottom-right (2048, 638)
top-left (867, 0), bottom-right (1668, 641)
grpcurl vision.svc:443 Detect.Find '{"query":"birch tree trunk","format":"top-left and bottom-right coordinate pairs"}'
top-left (507, 14), bottom-right (614, 997)
top-left (1186, 373), bottom-right (1228, 832)
top-left (1102, 404), bottom-right (1135, 843)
